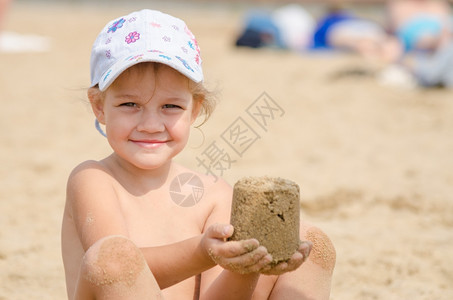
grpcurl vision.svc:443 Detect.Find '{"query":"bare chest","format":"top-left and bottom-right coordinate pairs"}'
top-left (116, 189), bottom-right (211, 247)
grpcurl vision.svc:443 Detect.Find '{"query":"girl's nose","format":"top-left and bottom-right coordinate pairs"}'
top-left (136, 108), bottom-right (165, 133)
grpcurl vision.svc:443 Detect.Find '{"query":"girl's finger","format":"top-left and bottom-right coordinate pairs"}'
top-left (215, 239), bottom-right (260, 259)
top-left (299, 241), bottom-right (313, 262)
top-left (221, 247), bottom-right (271, 274)
top-left (206, 223), bottom-right (234, 239)
top-left (260, 243), bottom-right (311, 275)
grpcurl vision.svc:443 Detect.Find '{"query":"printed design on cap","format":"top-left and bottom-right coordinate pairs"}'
top-left (184, 25), bottom-right (194, 39)
top-left (176, 56), bottom-right (194, 72)
top-left (103, 69), bottom-right (112, 82)
top-left (108, 18), bottom-right (125, 33)
top-left (151, 22), bottom-right (161, 28)
top-left (184, 25), bottom-right (201, 66)
top-left (148, 50), bottom-right (172, 61)
top-left (148, 50), bottom-right (164, 54)
top-left (125, 31), bottom-right (140, 44)
top-left (126, 54), bottom-right (145, 62)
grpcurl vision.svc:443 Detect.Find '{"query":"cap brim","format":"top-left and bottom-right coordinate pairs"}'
top-left (97, 51), bottom-right (203, 91)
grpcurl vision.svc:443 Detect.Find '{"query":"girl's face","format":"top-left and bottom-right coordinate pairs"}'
top-left (93, 63), bottom-right (200, 171)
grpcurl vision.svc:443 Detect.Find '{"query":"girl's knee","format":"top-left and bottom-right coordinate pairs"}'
top-left (81, 235), bottom-right (147, 287)
top-left (301, 224), bottom-right (336, 274)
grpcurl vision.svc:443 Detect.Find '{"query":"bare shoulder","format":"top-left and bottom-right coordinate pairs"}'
top-left (65, 160), bottom-right (131, 248)
top-left (201, 174), bottom-right (233, 199)
top-left (68, 160), bottom-right (111, 181)
top-left (66, 160), bottom-right (117, 206)
top-left (199, 172), bottom-right (233, 211)
top-left (300, 221), bottom-right (336, 274)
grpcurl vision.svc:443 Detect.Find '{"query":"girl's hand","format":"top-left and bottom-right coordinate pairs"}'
top-left (202, 224), bottom-right (272, 274)
top-left (260, 241), bottom-right (312, 275)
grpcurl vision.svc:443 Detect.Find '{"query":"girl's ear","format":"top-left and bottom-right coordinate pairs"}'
top-left (87, 87), bottom-right (106, 124)
top-left (191, 97), bottom-right (203, 125)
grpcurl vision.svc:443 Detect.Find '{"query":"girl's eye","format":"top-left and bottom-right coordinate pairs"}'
top-left (120, 102), bottom-right (138, 108)
top-left (163, 104), bottom-right (182, 109)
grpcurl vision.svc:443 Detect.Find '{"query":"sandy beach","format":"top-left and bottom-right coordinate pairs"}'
top-left (1, 1), bottom-right (452, 299)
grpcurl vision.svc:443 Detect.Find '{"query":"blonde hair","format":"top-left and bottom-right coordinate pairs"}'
top-left (189, 80), bottom-right (217, 127)
top-left (88, 62), bottom-right (217, 126)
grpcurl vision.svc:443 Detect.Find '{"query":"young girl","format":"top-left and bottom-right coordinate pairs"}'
top-left (61, 9), bottom-right (335, 300)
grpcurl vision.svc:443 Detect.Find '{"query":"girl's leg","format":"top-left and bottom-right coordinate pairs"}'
top-left (73, 235), bottom-right (164, 300)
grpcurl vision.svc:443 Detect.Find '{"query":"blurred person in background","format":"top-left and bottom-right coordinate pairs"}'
top-left (0, 0), bottom-right (50, 52)
top-left (0, 0), bottom-right (11, 31)
top-left (235, 2), bottom-right (401, 62)
top-left (383, 0), bottom-right (453, 88)
top-left (235, 4), bottom-right (315, 51)
top-left (312, 2), bottom-right (402, 63)
top-left (387, 0), bottom-right (452, 52)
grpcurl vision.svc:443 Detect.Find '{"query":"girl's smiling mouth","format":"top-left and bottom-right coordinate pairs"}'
top-left (130, 139), bottom-right (168, 148)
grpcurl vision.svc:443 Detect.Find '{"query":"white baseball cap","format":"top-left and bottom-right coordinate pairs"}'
top-left (90, 9), bottom-right (203, 91)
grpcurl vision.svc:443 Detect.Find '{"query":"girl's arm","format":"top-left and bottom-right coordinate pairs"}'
top-left (139, 224), bottom-right (231, 289)
top-left (67, 161), bottom-right (131, 249)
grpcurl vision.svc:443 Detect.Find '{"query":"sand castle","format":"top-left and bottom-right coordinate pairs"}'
top-left (229, 176), bottom-right (300, 264)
